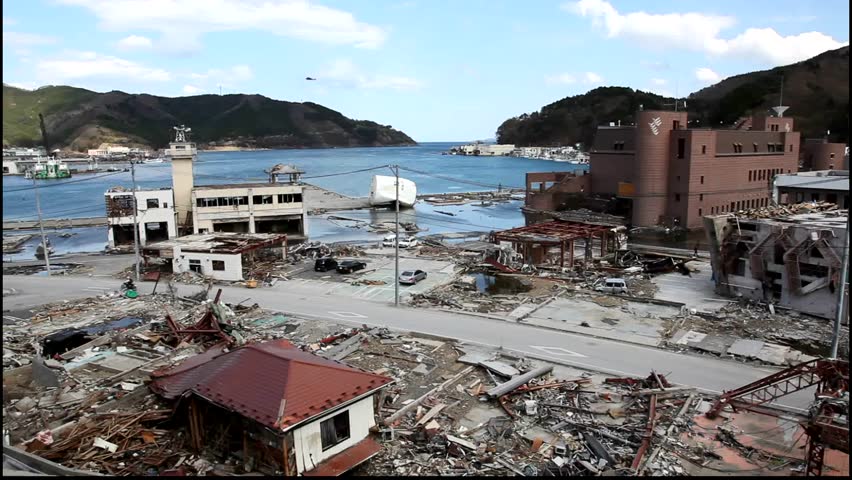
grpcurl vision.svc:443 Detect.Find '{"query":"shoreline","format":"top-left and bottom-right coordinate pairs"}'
top-left (198, 142), bottom-right (419, 152)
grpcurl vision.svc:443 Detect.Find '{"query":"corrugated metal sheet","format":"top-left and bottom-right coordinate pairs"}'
top-left (150, 339), bottom-right (392, 431)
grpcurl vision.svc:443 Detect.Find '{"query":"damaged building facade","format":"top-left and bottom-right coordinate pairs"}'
top-left (150, 339), bottom-right (392, 476)
top-left (492, 219), bottom-right (625, 268)
top-left (142, 232), bottom-right (288, 281)
top-left (704, 210), bottom-right (848, 320)
top-left (105, 187), bottom-right (177, 248)
top-left (773, 170), bottom-right (850, 208)
top-left (191, 182), bottom-right (307, 239)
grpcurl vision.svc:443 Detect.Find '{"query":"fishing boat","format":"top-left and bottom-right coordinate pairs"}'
top-left (369, 175), bottom-right (417, 207)
top-left (26, 157), bottom-right (71, 179)
top-left (142, 157), bottom-right (165, 164)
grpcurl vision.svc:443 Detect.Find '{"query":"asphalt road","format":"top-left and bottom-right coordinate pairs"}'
top-left (2, 274), bottom-right (814, 411)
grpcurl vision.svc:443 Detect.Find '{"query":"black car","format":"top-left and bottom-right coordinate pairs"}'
top-left (336, 260), bottom-right (367, 274)
top-left (314, 258), bottom-right (338, 272)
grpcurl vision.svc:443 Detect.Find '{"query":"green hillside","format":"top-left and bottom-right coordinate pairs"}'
top-left (2, 85), bottom-right (416, 150)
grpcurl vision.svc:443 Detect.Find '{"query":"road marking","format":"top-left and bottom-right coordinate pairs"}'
top-left (529, 345), bottom-right (588, 358)
top-left (328, 311), bottom-right (367, 319)
top-left (83, 287), bottom-right (111, 292)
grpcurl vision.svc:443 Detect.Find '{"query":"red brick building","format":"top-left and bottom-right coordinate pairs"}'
top-left (589, 110), bottom-right (801, 228)
top-left (801, 138), bottom-right (847, 171)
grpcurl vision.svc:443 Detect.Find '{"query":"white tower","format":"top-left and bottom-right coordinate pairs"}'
top-left (169, 125), bottom-right (196, 233)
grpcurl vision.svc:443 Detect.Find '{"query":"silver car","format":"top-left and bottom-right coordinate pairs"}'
top-left (399, 269), bottom-right (427, 285)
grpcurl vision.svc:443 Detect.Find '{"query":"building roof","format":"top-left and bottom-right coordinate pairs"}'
top-left (775, 171), bottom-right (849, 192)
top-left (195, 182), bottom-right (300, 190)
top-left (143, 232), bottom-right (287, 255)
top-left (493, 220), bottom-right (613, 244)
top-left (150, 339), bottom-right (392, 432)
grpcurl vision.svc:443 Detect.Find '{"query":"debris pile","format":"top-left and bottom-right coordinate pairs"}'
top-left (732, 200), bottom-right (840, 219)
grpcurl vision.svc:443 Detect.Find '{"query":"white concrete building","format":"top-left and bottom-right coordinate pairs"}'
top-left (2, 160), bottom-right (22, 175)
top-left (192, 183), bottom-right (307, 239)
top-left (105, 188), bottom-right (177, 248)
top-left (142, 232), bottom-right (288, 281)
top-left (107, 146), bottom-right (131, 155)
top-left (87, 148), bottom-right (109, 157)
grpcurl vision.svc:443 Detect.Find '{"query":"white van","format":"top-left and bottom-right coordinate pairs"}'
top-left (595, 278), bottom-right (628, 294)
top-left (382, 235), bottom-right (418, 248)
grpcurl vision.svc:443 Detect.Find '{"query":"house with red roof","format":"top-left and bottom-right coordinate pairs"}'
top-left (150, 339), bottom-right (393, 476)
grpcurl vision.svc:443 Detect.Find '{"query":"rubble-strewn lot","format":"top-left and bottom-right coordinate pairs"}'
top-left (4, 288), bottom-right (847, 476)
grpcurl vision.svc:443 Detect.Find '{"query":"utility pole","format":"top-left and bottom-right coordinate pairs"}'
top-left (129, 159), bottom-right (141, 282)
top-left (394, 164), bottom-right (400, 307)
top-left (33, 175), bottom-right (51, 276)
top-left (830, 217), bottom-right (849, 358)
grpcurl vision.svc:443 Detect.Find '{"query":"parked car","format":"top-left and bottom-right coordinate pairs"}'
top-left (314, 257), bottom-right (338, 272)
top-left (382, 234), bottom-right (419, 248)
top-left (336, 260), bottom-right (367, 274)
top-left (399, 269), bottom-right (427, 285)
top-left (595, 278), bottom-right (628, 294)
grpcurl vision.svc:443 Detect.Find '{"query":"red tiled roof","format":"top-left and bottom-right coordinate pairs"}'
top-left (303, 437), bottom-right (382, 476)
top-left (150, 339), bottom-right (392, 431)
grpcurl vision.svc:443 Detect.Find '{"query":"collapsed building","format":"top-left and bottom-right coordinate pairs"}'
top-left (150, 339), bottom-right (393, 476)
top-left (704, 208), bottom-right (848, 320)
top-left (491, 219), bottom-right (627, 268)
top-left (142, 232), bottom-right (288, 282)
top-left (773, 170), bottom-right (850, 208)
top-left (105, 187), bottom-right (177, 248)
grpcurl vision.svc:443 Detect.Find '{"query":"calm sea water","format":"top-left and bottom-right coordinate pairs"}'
top-left (3, 143), bottom-right (587, 258)
top-left (3, 143), bottom-right (586, 220)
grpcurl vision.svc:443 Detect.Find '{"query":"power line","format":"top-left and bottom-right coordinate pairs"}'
top-left (398, 165), bottom-right (524, 190)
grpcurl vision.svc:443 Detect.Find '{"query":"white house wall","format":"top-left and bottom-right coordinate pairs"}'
top-left (170, 247), bottom-right (243, 281)
top-left (106, 189), bottom-right (176, 247)
top-left (292, 395), bottom-right (376, 475)
top-left (192, 185), bottom-right (305, 235)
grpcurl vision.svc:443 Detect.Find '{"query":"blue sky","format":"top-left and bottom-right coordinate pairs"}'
top-left (3, 0), bottom-right (849, 142)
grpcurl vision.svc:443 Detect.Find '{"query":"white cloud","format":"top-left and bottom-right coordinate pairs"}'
top-left (565, 0), bottom-right (848, 65)
top-left (117, 35), bottom-right (153, 49)
top-left (36, 51), bottom-right (172, 82)
top-left (3, 32), bottom-right (59, 46)
top-left (57, 0), bottom-right (387, 50)
top-left (651, 78), bottom-right (667, 86)
top-left (545, 73), bottom-right (576, 85)
top-left (695, 67), bottom-right (721, 84)
top-left (319, 59), bottom-right (423, 91)
top-left (183, 85), bottom-right (203, 94)
top-left (583, 71), bottom-right (603, 84)
top-left (186, 65), bottom-right (254, 88)
top-left (545, 71), bottom-right (602, 85)
top-left (641, 60), bottom-right (670, 71)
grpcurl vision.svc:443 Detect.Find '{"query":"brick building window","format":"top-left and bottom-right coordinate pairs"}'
top-left (748, 171), bottom-right (753, 181)
top-left (789, 145), bottom-right (793, 152)
top-left (753, 143), bottom-right (758, 152)
top-left (830, 153), bottom-right (836, 159)
top-left (698, 208), bottom-right (702, 216)
top-left (700, 176), bottom-right (704, 184)
top-left (677, 138), bottom-right (685, 159)
top-left (699, 194), bottom-right (704, 201)
top-left (768, 144), bottom-right (775, 152)
top-left (701, 145), bottom-right (706, 154)
top-left (675, 193), bottom-right (681, 202)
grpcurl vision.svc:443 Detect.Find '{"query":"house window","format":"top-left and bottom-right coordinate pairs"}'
top-left (252, 195), bottom-right (273, 205)
top-left (677, 138), bottom-right (685, 159)
top-left (675, 193), bottom-right (681, 202)
top-left (748, 171), bottom-right (753, 181)
top-left (146, 198), bottom-right (159, 208)
top-left (830, 153), bottom-right (836, 159)
top-left (163, 202), bottom-right (168, 208)
top-left (699, 194), bottom-right (704, 201)
top-left (789, 145), bottom-right (793, 152)
top-left (698, 208), bottom-right (702, 216)
top-left (753, 143), bottom-right (758, 153)
top-left (197, 197), bottom-right (218, 208)
top-left (700, 175), bottom-right (704, 184)
top-left (673, 120), bottom-right (680, 130)
top-left (320, 410), bottom-right (351, 451)
top-left (212, 260), bottom-right (225, 271)
top-left (701, 145), bottom-right (706, 154)
top-left (188, 259), bottom-right (202, 273)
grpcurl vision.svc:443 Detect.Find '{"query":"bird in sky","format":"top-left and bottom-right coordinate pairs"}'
top-left (305, 77), bottom-right (317, 81)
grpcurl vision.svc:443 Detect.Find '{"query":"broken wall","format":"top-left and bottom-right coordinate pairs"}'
top-left (292, 395), bottom-right (376, 475)
top-left (706, 215), bottom-right (846, 319)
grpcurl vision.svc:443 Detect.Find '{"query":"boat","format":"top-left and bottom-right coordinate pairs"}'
top-left (369, 175), bottom-right (417, 207)
top-left (27, 157), bottom-right (71, 179)
top-left (142, 157), bottom-right (165, 164)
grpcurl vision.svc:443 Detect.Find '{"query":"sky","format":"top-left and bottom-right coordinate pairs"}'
top-left (2, 0), bottom-right (849, 142)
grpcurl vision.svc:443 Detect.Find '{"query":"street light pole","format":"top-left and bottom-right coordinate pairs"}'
top-left (129, 159), bottom-right (141, 283)
top-left (33, 175), bottom-right (51, 276)
top-left (830, 217), bottom-right (849, 358)
top-left (394, 164), bottom-right (400, 307)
